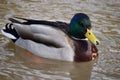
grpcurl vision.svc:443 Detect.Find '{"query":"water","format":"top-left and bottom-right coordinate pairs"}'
top-left (0, 0), bottom-right (120, 80)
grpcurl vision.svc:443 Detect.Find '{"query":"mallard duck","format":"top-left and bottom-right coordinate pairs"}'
top-left (1, 13), bottom-right (100, 62)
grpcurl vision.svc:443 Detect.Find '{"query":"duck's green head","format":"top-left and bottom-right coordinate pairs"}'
top-left (70, 13), bottom-right (100, 45)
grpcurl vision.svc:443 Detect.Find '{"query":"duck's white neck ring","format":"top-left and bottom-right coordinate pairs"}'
top-left (71, 36), bottom-right (88, 41)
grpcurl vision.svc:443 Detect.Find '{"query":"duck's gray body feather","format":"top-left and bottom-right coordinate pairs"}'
top-left (14, 23), bottom-right (75, 61)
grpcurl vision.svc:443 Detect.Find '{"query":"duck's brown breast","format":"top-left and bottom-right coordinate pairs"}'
top-left (73, 40), bottom-right (98, 62)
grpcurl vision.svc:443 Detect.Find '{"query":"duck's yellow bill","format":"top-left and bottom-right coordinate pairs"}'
top-left (85, 29), bottom-right (100, 45)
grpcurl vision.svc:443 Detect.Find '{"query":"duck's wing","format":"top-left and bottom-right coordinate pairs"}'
top-left (9, 17), bottom-right (70, 34)
top-left (4, 17), bottom-right (71, 48)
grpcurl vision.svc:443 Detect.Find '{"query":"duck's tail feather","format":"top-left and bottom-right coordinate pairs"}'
top-left (13, 17), bottom-right (29, 21)
top-left (8, 17), bottom-right (36, 25)
top-left (8, 17), bottom-right (27, 24)
top-left (1, 23), bottom-right (19, 42)
top-left (8, 18), bottom-right (22, 24)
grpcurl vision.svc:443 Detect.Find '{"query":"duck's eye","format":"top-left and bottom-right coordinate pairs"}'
top-left (88, 33), bottom-right (91, 35)
top-left (80, 23), bottom-right (84, 27)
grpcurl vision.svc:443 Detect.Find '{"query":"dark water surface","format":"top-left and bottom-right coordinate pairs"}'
top-left (0, 0), bottom-right (120, 80)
